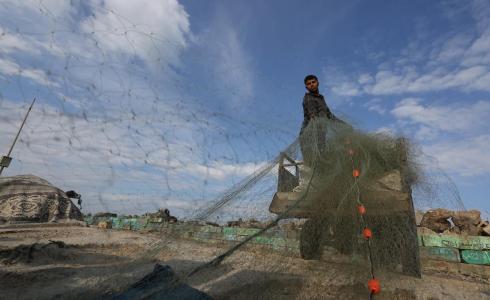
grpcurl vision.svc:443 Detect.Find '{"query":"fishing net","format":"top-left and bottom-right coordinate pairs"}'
top-left (114, 117), bottom-right (465, 299)
top-left (0, 1), bottom-right (469, 299)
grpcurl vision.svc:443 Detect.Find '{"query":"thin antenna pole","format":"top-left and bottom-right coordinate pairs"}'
top-left (0, 97), bottom-right (36, 175)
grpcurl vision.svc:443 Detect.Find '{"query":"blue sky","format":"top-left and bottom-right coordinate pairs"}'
top-left (0, 0), bottom-right (489, 218)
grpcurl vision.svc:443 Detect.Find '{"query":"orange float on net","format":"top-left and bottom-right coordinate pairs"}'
top-left (363, 228), bottom-right (373, 239)
top-left (352, 169), bottom-right (360, 177)
top-left (357, 204), bottom-right (366, 215)
top-left (368, 278), bottom-right (381, 294)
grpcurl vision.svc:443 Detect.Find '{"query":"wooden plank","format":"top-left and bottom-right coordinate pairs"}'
top-left (461, 250), bottom-right (490, 265)
top-left (283, 162), bottom-right (303, 167)
top-left (419, 246), bottom-right (460, 262)
top-left (281, 152), bottom-right (297, 165)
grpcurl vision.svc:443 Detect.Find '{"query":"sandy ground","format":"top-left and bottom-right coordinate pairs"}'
top-left (0, 224), bottom-right (489, 300)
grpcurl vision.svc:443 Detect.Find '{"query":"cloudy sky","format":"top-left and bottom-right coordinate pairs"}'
top-left (0, 0), bottom-right (489, 218)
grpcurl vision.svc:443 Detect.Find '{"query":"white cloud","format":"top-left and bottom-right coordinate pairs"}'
top-left (196, 19), bottom-right (255, 107)
top-left (390, 97), bottom-right (490, 177)
top-left (0, 0), bottom-right (191, 76)
top-left (358, 73), bottom-right (374, 85)
top-left (327, 0), bottom-right (490, 96)
top-left (0, 58), bottom-right (56, 87)
top-left (190, 161), bottom-right (267, 180)
top-left (374, 126), bottom-right (395, 136)
top-left (81, 0), bottom-right (190, 68)
top-left (323, 67), bottom-right (361, 97)
top-left (0, 33), bottom-right (41, 55)
top-left (331, 82), bottom-right (361, 96)
top-left (424, 135), bottom-right (490, 176)
top-left (391, 99), bottom-right (490, 134)
top-left (414, 126), bottom-right (439, 140)
top-left (363, 98), bottom-right (386, 114)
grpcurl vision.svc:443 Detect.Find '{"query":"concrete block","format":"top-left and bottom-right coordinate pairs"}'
top-left (111, 218), bottom-right (123, 229)
top-left (254, 236), bottom-right (273, 245)
top-left (200, 225), bottom-right (222, 233)
top-left (461, 250), bottom-right (490, 265)
top-left (419, 247), bottom-right (460, 262)
top-left (195, 231), bottom-right (211, 240)
top-left (149, 218), bottom-right (163, 223)
top-left (285, 239), bottom-right (300, 249)
top-left (236, 228), bottom-right (261, 236)
top-left (422, 234), bottom-right (490, 250)
top-left (223, 227), bottom-right (237, 235)
top-left (138, 218), bottom-right (149, 229)
top-left (84, 216), bottom-right (94, 225)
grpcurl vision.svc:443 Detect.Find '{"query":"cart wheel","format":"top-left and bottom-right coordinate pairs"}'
top-left (300, 218), bottom-right (323, 260)
top-left (333, 216), bottom-right (356, 255)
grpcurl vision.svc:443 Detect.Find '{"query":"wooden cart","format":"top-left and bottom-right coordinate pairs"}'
top-left (268, 139), bottom-right (421, 277)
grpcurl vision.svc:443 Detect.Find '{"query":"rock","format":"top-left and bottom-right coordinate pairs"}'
top-left (478, 221), bottom-right (490, 236)
top-left (420, 209), bottom-right (453, 233)
top-left (98, 221), bottom-right (112, 229)
top-left (146, 208), bottom-right (178, 223)
top-left (227, 218), bottom-right (243, 227)
top-left (452, 210), bottom-right (481, 236)
top-left (448, 226), bottom-right (461, 234)
top-left (226, 218), bottom-right (266, 228)
top-left (205, 222), bottom-right (220, 227)
top-left (94, 212), bottom-right (117, 218)
top-left (417, 226), bottom-right (436, 235)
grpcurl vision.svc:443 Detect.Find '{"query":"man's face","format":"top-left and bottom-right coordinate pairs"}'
top-left (305, 78), bottom-right (319, 93)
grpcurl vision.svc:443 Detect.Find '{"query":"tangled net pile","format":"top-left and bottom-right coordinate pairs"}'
top-left (0, 2), bottom-right (466, 299)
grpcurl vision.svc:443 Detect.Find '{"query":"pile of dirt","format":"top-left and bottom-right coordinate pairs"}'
top-left (0, 175), bottom-right (82, 223)
top-left (420, 209), bottom-right (490, 236)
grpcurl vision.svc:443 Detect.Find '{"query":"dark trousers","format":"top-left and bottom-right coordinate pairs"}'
top-left (299, 121), bottom-right (326, 167)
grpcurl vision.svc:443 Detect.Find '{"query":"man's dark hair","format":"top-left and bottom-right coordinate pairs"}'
top-left (304, 74), bottom-right (318, 84)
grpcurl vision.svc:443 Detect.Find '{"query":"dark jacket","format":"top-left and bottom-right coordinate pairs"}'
top-left (301, 92), bottom-right (339, 130)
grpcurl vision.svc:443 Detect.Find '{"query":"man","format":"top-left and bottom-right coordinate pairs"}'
top-left (300, 74), bottom-right (342, 165)
top-left (66, 190), bottom-right (82, 210)
top-left (301, 74), bottom-right (341, 133)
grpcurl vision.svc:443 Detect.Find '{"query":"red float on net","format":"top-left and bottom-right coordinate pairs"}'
top-left (368, 278), bottom-right (381, 294)
top-left (357, 204), bottom-right (366, 215)
top-left (353, 169), bottom-right (360, 177)
top-left (363, 228), bottom-right (373, 239)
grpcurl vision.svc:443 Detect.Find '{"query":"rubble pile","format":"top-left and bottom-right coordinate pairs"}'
top-left (226, 218), bottom-right (268, 228)
top-left (419, 209), bottom-right (489, 236)
top-left (145, 208), bottom-right (178, 223)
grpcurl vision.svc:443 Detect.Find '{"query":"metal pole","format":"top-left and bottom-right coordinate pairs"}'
top-left (0, 97), bottom-right (36, 176)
